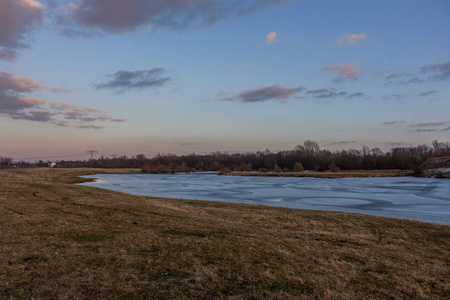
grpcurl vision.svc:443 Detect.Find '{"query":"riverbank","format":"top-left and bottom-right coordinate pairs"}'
top-left (222, 169), bottom-right (412, 178)
top-left (1, 168), bottom-right (449, 299)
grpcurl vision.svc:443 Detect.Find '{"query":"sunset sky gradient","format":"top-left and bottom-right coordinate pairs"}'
top-left (0, 0), bottom-right (449, 160)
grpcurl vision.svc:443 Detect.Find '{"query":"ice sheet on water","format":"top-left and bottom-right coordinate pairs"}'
top-left (80, 174), bottom-right (450, 225)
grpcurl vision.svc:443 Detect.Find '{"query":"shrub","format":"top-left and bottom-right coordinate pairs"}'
top-left (293, 162), bottom-right (304, 172)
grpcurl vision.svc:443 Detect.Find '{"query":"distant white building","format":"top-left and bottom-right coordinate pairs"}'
top-left (49, 162), bottom-right (56, 168)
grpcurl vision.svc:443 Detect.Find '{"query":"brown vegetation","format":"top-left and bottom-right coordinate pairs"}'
top-left (1, 168), bottom-right (449, 299)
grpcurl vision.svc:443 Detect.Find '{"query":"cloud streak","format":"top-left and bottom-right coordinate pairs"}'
top-left (323, 63), bottom-right (360, 82)
top-left (0, 48), bottom-right (17, 60)
top-left (337, 33), bottom-right (367, 46)
top-left (420, 61), bottom-right (450, 81)
top-left (306, 88), bottom-right (346, 99)
top-left (223, 85), bottom-right (304, 103)
top-left (419, 91), bottom-right (437, 97)
top-left (409, 122), bottom-right (447, 128)
top-left (347, 92), bottom-right (364, 99)
top-left (387, 142), bottom-right (413, 147)
top-left (379, 121), bottom-right (405, 125)
top-left (95, 69), bottom-right (171, 92)
top-left (0, 70), bottom-right (63, 113)
top-left (0, 70), bottom-right (68, 93)
top-left (0, 70), bottom-right (126, 129)
top-left (384, 61), bottom-right (450, 85)
top-left (322, 141), bottom-right (356, 146)
top-left (60, 0), bottom-right (293, 34)
top-left (407, 122), bottom-right (450, 133)
top-left (382, 94), bottom-right (406, 101)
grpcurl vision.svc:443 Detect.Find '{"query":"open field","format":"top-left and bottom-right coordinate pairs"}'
top-left (1, 168), bottom-right (449, 299)
top-left (224, 170), bottom-right (413, 178)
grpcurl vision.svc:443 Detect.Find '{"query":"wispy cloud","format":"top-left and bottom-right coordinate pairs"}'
top-left (50, 102), bottom-right (127, 124)
top-left (13, 110), bottom-right (55, 122)
top-left (382, 94), bottom-right (406, 101)
top-left (265, 31), bottom-right (277, 44)
top-left (347, 92), bottom-right (364, 99)
top-left (322, 141), bottom-right (356, 146)
top-left (387, 142), bottom-right (413, 147)
top-left (407, 122), bottom-right (450, 133)
top-left (0, 48), bottom-right (17, 61)
top-left (419, 91), bottom-right (438, 97)
top-left (223, 85), bottom-right (304, 103)
top-left (74, 125), bottom-right (104, 130)
top-left (409, 122), bottom-right (447, 128)
top-left (0, 70), bottom-right (69, 93)
top-left (0, 70), bottom-right (63, 114)
top-left (323, 63), bottom-right (361, 82)
top-left (385, 73), bottom-right (404, 80)
top-left (60, 28), bottom-right (104, 39)
top-left (95, 69), bottom-right (171, 93)
top-left (337, 33), bottom-right (367, 46)
top-left (0, 0), bottom-right (44, 60)
top-left (306, 88), bottom-right (346, 99)
top-left (173, 141), bottom-right (203, 146)
top-left (409, 128), bottom-right (438, 132)
top-left (384, 61), bottom-right (450, 85)
top-left (217, 92), bottom-right (233, 101)
top-left (0, 70), bottom-right (126, 129)
top-left (59, 0), bottom-right (293, 34)
top-left (420, 61), bottom-right (450, 81)
top-left (383, 72), bottom-right (419, 86)
top-left (400, 77), bottom-right (424, 85)
top-left (379, 121), bottom-right (405, 125)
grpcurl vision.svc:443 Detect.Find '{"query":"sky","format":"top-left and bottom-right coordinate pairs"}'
top-left (0, 0), bottom-right (449, 161)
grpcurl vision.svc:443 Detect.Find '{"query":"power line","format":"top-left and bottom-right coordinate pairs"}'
top-left (86, 150), bottom-right (99, 159)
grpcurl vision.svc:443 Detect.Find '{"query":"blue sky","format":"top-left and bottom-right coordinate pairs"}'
top-left (0, 0), bottom-right (449, 160)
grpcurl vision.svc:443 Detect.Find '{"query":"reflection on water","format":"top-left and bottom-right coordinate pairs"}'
top-left (81, 173), bottom-right (450, 225)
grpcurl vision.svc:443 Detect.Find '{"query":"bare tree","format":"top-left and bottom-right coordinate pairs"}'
top-left (303, 140), bottom-right (320, 155)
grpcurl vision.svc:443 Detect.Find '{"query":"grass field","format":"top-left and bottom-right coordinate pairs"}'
top-left (1, 168), bottom-right (449, 299)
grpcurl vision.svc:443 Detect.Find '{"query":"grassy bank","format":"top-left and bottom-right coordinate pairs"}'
top-left (223, 170), bottom-right (412, 178)
top-left (1, 168), bottom-right (449, 299)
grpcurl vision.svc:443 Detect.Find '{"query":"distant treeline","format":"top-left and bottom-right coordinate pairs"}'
top-left (2, 140), bottom-right (449, 173)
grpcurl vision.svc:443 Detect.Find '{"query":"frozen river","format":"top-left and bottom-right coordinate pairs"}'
top-left (80, 173), bottom-right (450, 225)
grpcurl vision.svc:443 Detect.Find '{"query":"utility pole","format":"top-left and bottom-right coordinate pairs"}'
top-left (86, 150), bottom-right (98, 159)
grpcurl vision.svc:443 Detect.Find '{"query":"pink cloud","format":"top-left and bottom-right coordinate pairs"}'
top-left (0, 0), bottom-right (44, 59)
top-left (337, 33), bottom-right (367, 46)
top-left (84, 107), bottom-right (101, 112)
top-left (18, 96), bottom-right (46, 105)
top-left (50, 102), bottom-right (104, 114)
top-left (50, 102), bottom-right (78, 110)
top-left (265, 31), bottom-right (277, 44)
top-left (0, 70), bottom-right (125, 129)
top-left (50, 104), bottom-right (126, 126)
top-left (0, 70), bottom-right (67, 93)
top-left (217, 92), bottom-right (233, 101)
top-left (323, 63), bottom-right (361, 82)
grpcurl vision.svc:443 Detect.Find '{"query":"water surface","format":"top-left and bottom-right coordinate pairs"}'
top-left (81, 173), bottom-right (450, 225)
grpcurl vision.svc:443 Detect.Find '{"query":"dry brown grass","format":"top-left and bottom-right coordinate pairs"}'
top-left (0, 168), bottom-right (449, 299)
